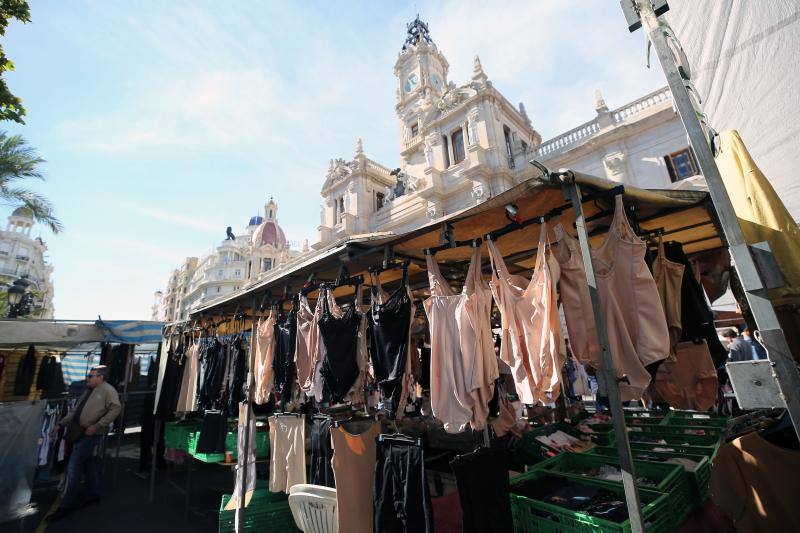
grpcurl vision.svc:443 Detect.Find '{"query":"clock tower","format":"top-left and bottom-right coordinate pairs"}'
top-left (394, 16), bottom-right (450, 137)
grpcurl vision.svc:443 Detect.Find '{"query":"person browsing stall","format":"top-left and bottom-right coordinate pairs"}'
top-left (48, 365), bottom-right (121, 521)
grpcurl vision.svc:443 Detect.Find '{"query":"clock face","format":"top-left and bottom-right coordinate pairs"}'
top-left (404, 73), bottom-right (419, 93)
top-left (431, 74), bottom-right (442, 92)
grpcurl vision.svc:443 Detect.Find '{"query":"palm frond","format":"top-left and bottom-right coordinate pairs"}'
top-left (2, 186), bottom-right (62, 233)
top-left (0, 132), bottom-right (44, 184)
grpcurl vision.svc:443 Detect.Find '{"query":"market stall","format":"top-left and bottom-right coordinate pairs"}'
top-left (144, 167), bottom-right (797, 532)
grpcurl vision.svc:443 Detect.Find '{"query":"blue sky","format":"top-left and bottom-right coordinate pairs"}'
top-left (1, 1), bottom-right (665, 319)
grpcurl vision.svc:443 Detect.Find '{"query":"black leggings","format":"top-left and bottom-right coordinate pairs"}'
top-left (373, 436), bottom-right (433, 533)
top-left (450, 445), bottom-right (514, 533)
top-left (309, 415), bottom-right (335, 488)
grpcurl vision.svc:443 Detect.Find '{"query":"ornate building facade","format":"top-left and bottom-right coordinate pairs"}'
top-left (315, 17), bottom-right (697, 249)
top-left (0, 207), bottom-right (55, 318)
top-left (155, 198), bottom-right (301, 322)
top-left (155, 17), bottom-right (701, 322)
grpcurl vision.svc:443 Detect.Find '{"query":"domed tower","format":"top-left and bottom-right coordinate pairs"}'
top-left (249, 197), bottom-right (288, 278)
top-left (6, 206), bottom-right (35, 235)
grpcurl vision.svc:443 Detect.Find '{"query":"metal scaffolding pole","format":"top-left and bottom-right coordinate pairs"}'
top-left (562, 177), bottom-right (645, 532)
top-left (631, 0), bottom-right (800, 441)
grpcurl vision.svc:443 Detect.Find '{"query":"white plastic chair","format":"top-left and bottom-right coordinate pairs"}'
top-left (288, 484), bottom-right (338, 533)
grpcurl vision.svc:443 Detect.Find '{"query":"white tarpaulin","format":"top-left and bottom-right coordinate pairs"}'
top-left (665, 0), bottom-right (800, 220)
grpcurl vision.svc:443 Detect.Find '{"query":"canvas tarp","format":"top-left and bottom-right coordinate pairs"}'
top-left (665, 0), bottom-right (800, 220)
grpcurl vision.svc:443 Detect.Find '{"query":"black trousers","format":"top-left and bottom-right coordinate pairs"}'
top-left (196, 410), bottom-right (227, 454)
top-left (374, 436), bottom-right (433, 533)
top-left (450, 446), bottom-right (514, 533)
top-left (309, 416), bottom-right (335, 488)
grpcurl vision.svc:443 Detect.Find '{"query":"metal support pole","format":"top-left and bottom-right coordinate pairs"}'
top-left (565, 179), bottom-right (645, 532)
top-left (148, 418), bottom-right (161, 503)
top-left (114, 344), bottom-right (134, 485)
top-left (235, 296), bottom-right (258, 531)
top-left (635, 0), bottom-right (800, 441)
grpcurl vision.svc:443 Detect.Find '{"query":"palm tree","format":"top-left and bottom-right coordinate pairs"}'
top-left (0, 131), bottom-right (61, 233)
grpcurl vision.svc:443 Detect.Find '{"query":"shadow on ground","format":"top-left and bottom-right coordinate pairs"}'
top-left (9, 433), bottom-right (257, 533)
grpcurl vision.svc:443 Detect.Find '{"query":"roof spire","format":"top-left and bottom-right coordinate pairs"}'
top-left (402, 15), bottom-right (433, 51)
top-left (594, 88), bottom-right (609, 112)
top-left (518, 102), bottom-right (531, 127)
top-left (355, 137), bottom-right (364, 156)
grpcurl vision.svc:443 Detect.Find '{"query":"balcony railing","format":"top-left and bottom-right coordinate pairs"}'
top-left (537, 87), bottom-right (672, 158)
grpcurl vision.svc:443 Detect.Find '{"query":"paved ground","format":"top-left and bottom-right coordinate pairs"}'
top-left (8, 433), bottom-right (264, 533)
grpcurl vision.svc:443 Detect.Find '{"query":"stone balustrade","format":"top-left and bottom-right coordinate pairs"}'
top-left (536, 87), bottom-right (672, 158)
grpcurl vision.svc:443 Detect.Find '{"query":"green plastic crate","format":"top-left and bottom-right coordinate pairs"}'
top-left (512, 422), bottom-right (589, 466)
top-left (625, 416), bottom-right (668, 426)
top-left (187, 428), bottom-right (270, 463)
top-left (218, 489), bottom-right (298, 533)
top-left (665, 412), bottom-right (729, 428)
top-left (164, 420), bottom-right (201, 451)
top-left (575, 422), bottom-right (615, 446)
top-left (589, 446), bottom-right (712, 507)
top-left (535, 452), bottom-right (693, 525)
top-left (509, 469), bottom-right (675, 533)
top-left (627, 424), bottom-right (722, 439)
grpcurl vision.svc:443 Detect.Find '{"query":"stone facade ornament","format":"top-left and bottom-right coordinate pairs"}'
top-left (426, 201), bottom-right (441, 220)
top-left (327, 158), bottom-right (358, 183)
top-left (356, 137), bottom-right (364, 155)
top-left (468, 107), bottom-right (480, 146)
top-left (471, 183), bottom-right (486, 202)
top-left (603, 152), bottom-right (627, 180)
top-left (424, 135), bottom-right (435, 167)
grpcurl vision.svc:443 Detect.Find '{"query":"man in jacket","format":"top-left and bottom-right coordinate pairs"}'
top-left (49, 365), bottom-right (121, 521)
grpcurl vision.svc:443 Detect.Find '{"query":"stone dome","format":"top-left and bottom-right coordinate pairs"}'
top-left (251, 219), bottom-right (287, 248)
top-left (11, 206), bottom-right (33, 219)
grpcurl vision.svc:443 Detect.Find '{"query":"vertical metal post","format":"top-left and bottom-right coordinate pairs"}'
top-left (114, 344), bottom-right (133, 485)
top-left (148, 418), bottom-right (161, 503)
top-left (635, 0), bottom-right (800, 441)
top-left (235, 297), bottom-right (258, 531)
top-left (565, 180), bottom-right (645, 532)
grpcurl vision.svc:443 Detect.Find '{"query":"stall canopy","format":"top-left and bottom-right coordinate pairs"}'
top-left (0, 318), bottom-right (164, 349)
top-left (190, 172), bottom-right (724, 317)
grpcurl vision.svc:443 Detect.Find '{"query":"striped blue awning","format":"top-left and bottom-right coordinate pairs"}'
top-left (95, 320), bottom-right (164, 344)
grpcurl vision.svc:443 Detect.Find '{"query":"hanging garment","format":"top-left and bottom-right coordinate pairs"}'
top-left (555, 197), bottom-right (670, 400)
top-left (488, 224), bottom-right (565, 405)
top-left (319, 288), bottom-right (362, 404)
top-left (331, 421), bottom-right (380, 533)
top-left (268, 414), bottom-right (306, 493)
top-left (450, 446), bottom-right (514, 533)
top-left (224, 403), bottom-right (257, 510)
top-left (14, 344), bottom-right (37, 396)
top-left (650, 340), bottom-right (718, 411)
top-left (196, 410), bottom-right (228, 454)
top-left (554, 225), bottom-right (602, 367)
top-left (36, 356), bottom-right (54, 391)
top-left (424, 247), bottom-right (497, 432)
top-left (225, 337), bottom-right (248, 416)
top-left (176, 342), bottom-right (200, 413)
top-left (711, 431), bottom-right (800, 531)
top-left (662, 241), bottom-right (728, 367)
top-left (295, 296), bottom-right (325, 397)
top-left (198, 339), bottom-right (226, 411)
top-left (273, 310), bottom-right (298, 405)
top-left (715, 130), bottom-right (800, 308)
top-left (155, 339), bottom-right (185, 418)
top-left (369, 271), bottom-right (413, 419)
top-left (253, 311), bottom-right (277, 404)
top-left (652, 237), bottom-right (685, 353)
top-left (374, 434), bottom-right (434, 533)
top-left (309, 415), bottom-right (335, 488)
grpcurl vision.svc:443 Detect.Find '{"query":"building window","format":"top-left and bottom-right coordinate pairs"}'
top-left (217, 269), bottom-right (223, 278)
top-left (410, 122), bottom-right (419, 138)
top-left (451, 128), bottom-right (465, 164)
top-left (664, 148), bottom-right (699, 182)
top-left (442, 135), bottom-right (451, 167)
top-left (263, 258), bottom-right (273, 271)
top-left (521, 141), bottom-right (529, 154)
top-left (376, 192), bottom-right (385, 211)
top-left (216, 286), bottom-right (221, 293)
top-left (234, 269), bottom-right (241, 279)
top-left (503, 125), bottom-right (513, 157)
top-left (337, 196), bottom-right (345, 221)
